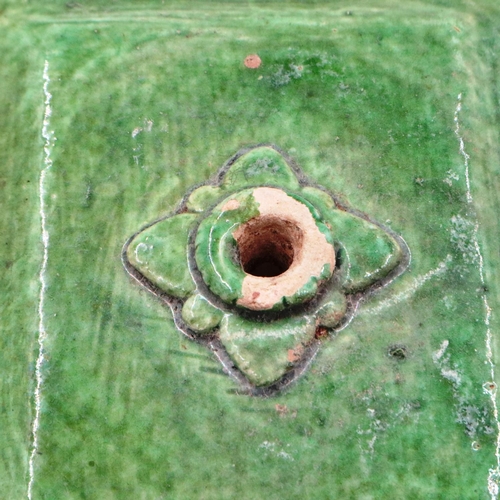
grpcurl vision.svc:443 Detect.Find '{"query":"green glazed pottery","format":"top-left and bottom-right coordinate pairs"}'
top-left (124, 145), bottom-right (409, 392)
top-left (2, 1), bottom-right (500, 498)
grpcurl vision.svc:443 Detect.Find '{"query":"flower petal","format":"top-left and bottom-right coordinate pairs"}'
top-left (127, 214), bottom-right (198, 298)
top-left (181, 293), bottom-right (223, 333)
top-left (221, 146), bottom-right (300, 190)
top-left (300, 187), bottom-right (402, 291)
top-left (336, 216), bottom-right (402, 292)
top-left (219, 314), bottom-right (315, 386)
top-left (186, 185), bottom-right (222, 213)
top-left (316, 289), bottom-right (348, 328)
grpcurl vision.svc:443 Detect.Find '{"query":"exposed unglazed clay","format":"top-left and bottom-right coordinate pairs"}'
top-left (234, 187), bottom-right (335, 310)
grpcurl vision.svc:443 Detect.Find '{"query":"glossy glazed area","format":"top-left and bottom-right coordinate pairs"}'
top-left (125, 145), bottom-right (407, 388)
top-left (194, 186), bottom-right (336, 311)
top-left (5, 2), bottom-right (500, 498)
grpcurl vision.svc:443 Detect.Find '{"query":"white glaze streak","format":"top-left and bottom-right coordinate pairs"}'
top-left (207, 211), bottom-right (235, 292)
top-left (28, 60), bottom-right (53, 500)
top-left (362, 256), bottom-right (450, 316)
top-left (455, 95), bottom-right (473, 204)
top-left (455, 93), bottom-right (500, 498)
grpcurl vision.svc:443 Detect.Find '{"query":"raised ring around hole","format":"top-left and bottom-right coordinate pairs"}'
top-left (235, 215), bottom-right (304, 278)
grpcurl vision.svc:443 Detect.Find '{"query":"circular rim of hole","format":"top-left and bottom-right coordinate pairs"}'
top-left (235, 215), bottom-right (304, 278)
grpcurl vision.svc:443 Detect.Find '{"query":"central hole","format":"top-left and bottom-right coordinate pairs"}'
top-left (235, 215), bottom-right (304, 278)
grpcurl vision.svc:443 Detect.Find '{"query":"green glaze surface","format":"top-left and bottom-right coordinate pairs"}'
top-left (186, 185), bottom-right (222, 213)
top-left (181, 293), bottom-right (223, 333)
top-left (124, 145), bottom-right (405, 386)
top-left (221, 146), bottom-right (301, 190)
top-left (127, 213), bottom-right (198, 298)
top-left (301, 185), bottom-right (403, 291)
top-left (219, 314), bottom-right (316, 387)
top-left (315, 290), bottom-right (348, 328)
top-left (194, 188), bottom-right (260, 304)
top-left (3, 1), bottom-right (500, 499)
top-left (193, 183), bottom-right (339, 311)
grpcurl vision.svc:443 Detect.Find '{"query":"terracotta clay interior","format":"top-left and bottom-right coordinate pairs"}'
top-left (233, 187), bottom-right (335, 310)
top-left (236, 215), bottom-right (304, 278)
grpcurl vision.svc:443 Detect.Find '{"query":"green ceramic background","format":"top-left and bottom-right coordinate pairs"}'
top-left (2, 1), bottom-right (500, 498)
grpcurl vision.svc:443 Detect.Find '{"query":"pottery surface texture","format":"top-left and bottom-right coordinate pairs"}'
top-left (124, 144), bottom-right (409, 392)
top-left (2, 1), bottom-right (500, 499)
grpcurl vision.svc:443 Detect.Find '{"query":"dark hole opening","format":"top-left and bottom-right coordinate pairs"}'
top-left (245, 255), bottom-right (289, 277)
top-left (235, 215), bottom-right (304, 278)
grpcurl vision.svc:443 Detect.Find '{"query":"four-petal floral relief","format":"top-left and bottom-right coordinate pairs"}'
top-left (123, 145), bottom-right (409, 395)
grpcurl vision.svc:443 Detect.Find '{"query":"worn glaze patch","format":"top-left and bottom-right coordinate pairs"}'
top-left (123, 144), bottom-right (410, 394)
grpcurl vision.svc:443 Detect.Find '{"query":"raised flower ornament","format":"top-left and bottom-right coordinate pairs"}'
top-left (123, 145), bottom-right (409, 395)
